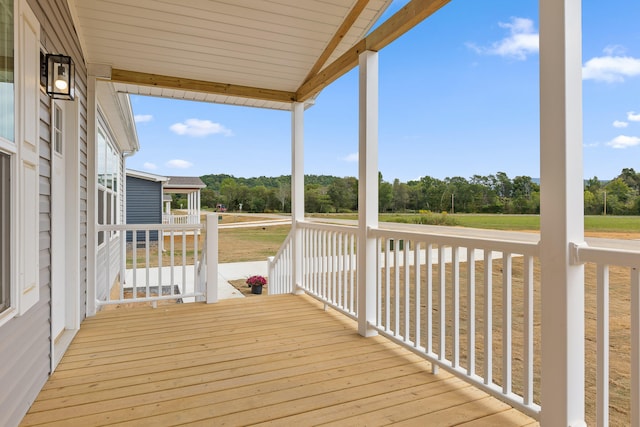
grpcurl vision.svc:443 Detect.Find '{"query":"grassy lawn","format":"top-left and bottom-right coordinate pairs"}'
top-left (218, 225), bottom-right (291, 263)
top-left (309, 212), bottom-right (640, 233)
top-left (453, 213), bottom-right (640, 233)
top-left (448, 214), bottom-right (540, 230)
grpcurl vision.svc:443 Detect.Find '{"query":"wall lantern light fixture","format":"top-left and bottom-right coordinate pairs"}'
top-left (40, 52), bottom-right (75, 100)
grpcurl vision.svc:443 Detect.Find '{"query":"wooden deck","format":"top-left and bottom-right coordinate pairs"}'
top-left (21, 295), bottom-right (539, 426)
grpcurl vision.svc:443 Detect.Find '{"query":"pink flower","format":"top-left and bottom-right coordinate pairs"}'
top-left (246, 275), bottom-right (267, 286)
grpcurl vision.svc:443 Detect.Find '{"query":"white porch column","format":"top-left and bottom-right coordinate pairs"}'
top-left (197, 190), bottom-right (201, 222)
top-left (539, 0), bottom-right (585, 426)
top-left (291, 102), bottom-right (304, 294)
top-left (357, 50), bottom-right (378, 337)
top-left (206, 214), bottom-right (218, 303)
top-left (86, 71), bottom-right (99, 317)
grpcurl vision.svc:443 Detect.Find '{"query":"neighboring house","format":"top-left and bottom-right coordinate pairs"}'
top-left (125, 169), bottom-right (168, 242)
top-left (163, 194), bottom-right (173, 214)
top-left (0, 1), bottom-right (630, 426)
top-left (163, 176), bottom-right (206, 225)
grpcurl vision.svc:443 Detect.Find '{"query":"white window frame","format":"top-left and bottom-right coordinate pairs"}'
top-left (97, 111), bottom-right (121, 248)
top-left (0, 146), bottom-right (16, 326)
top-left (0, 0), bottom-right (39, 327)
top-left (53, 103), bottom-right (63, 156)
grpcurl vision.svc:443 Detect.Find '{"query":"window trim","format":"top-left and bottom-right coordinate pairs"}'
top-left (96, 111), bottom-right (121, 248)
top-left (0, 0), bottom-right (40, 326)
top-left (0, 148), bottom-right (16, 326)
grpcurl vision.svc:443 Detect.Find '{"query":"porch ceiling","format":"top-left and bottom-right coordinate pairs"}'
top-left (67, 0), bottom-right (392, 110)
top-left (67, 0), bottom-right (451, 110)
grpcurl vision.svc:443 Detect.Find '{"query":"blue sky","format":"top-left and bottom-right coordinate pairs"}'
top-left (128, 0), bottom-right (640, 183)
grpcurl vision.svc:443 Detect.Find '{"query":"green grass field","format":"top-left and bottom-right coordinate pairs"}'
top-left (309, 212), bottom-right (640, 232)
top-left (455, 214), bottom-right (640, 232)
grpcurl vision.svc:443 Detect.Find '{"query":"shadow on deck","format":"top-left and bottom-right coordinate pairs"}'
top-left (22, 295), bottom-right (539, 426)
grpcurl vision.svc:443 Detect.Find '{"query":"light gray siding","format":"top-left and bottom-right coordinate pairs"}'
top-left (96, 236), bottom-right (121, 302)
top-left (0, 1), bottom-right (88, 426)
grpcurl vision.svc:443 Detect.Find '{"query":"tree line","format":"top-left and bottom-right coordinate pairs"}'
top-left (182, 168), bottom-right (640, 215)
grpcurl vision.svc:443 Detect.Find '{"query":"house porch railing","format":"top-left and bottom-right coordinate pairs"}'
top-left (96, 222), bottom-right (207, 306)
top-left (162, 213), bottom-right (200, 225)
top-left (267, 220), bottom-right (640, 425)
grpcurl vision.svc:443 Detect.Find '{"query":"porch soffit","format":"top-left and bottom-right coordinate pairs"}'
top-left (67, 0), bottom-right (390, 110)
top-left (68, 0), bottom-right (450, 110)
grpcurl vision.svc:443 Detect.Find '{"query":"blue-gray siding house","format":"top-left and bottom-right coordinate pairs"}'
top-left (125, 170), bottom-right (168, 242)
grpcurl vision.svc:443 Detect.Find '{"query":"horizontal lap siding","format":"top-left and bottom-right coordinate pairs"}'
top-left (0, 1), bottom-right (88, 426)
top-left (126, 176), bottom-right (162, 241)
top-left (96, 236), bottom-right (121, 302)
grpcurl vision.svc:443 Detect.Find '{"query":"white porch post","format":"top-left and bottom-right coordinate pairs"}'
top-left (291, 102), bottom-right (304, 294)
top-left (539, 0), bottom-right (585, 425)
top-left (206, 214), bottom-right (218, 303)
top-left (357, 50), bottom-right (378, 337)
top-left (196, 190), bottom-right (201, 222)
top-left (85, 69), bottom-right (101, 317)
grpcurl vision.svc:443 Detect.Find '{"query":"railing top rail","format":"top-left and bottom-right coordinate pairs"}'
top-left (575, 239), bottom-right (640, 268)
top-left (297, 220), bottom-right (357, 234)
top-left (269, 226), bottom-right (295, 264)
top-left (370, 226), bottom-right (540, 256)
top-left (98, 223), bottom-right (204, 232)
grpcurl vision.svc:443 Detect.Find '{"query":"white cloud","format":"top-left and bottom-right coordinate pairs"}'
top-left (582, 54), bottom-right (640, 83)
top-left (170, 118), bottom-right (233, 137)
top-left (628, 111), bottom-right (640, 122)
top-left (341, 153), bottom-right (358, 162)
top-left (143, 162), bottom-right (157, 170)
top-left (467, 17), bottom-right (539, 60)
top-left (613, 120), bottom-right (629, 128)
top-left (166, 159), bottom-right (193, 169)
top-left (134, 114), bottom-right (153, 123)
top-left (603, 45), bottom-right (627, 56)
top-left (606, 135), bottom-right (640, 149)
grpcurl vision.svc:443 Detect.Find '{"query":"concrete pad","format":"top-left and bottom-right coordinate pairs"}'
top-left (218, 260), bottom-right (268, 281)
top-left (124, 264), bottom-right (250, 301)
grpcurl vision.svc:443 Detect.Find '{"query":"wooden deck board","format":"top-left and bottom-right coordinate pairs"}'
top-left (21, 295), bottom-right (539, 426)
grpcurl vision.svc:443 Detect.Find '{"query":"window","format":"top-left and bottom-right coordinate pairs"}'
top-left (1, 0), bottom-right (39, 321)
top-left (0, 152), bottom-right (9, 313)
top-left (97, 119), bottom-right (121, 246)
top-left (0, 0), bottom-right (13, 143)
top-left (53, 104), bottom-right (62, 155)
top-left (0, 0), bottom-right (12, 316)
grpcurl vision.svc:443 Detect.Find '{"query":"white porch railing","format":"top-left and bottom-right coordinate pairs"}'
top-left (369, 227), bottom-right (541, 419)
top-left (300, 222), bottom-right (358, 319)
top-left (96, 222), bottom-right (206, 306)
top-left (162, 213), bottom-right (200, 225)
top-left (267, 227), bottom-right (295, 295)
top-left (267, 222), bottom-right (358, 320)
top-left (573, 240), bottom-right (640, 427)
top-left (267, 221), bottom-right (542, 416)
top-left (267, 220), bottom-right (640, 425)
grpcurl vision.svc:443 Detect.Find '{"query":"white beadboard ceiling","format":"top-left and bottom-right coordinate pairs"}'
top-left (68, 0), bottom-right (393, 110)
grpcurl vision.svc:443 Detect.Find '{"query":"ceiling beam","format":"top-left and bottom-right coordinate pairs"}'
top-left (110, 69), bottom-right (297, 104)
top-left (297, 0), bottom-right (450, 102)
top-left (303, 0), bottom-right (370, 83)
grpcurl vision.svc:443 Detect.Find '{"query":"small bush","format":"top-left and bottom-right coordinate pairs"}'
top-left (411, 213), bottom-right (458, 226)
